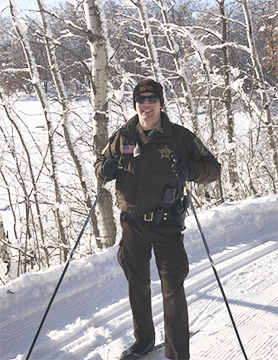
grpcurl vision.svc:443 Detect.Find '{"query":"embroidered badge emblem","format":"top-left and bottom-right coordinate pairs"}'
top-left (140, 85), bottom-right (154, 93)
top-left (122, 145), bottom-right (135, 154)
top-left (194, 137), bottom-right (209, 156)
top-left (158, 145), bottom-right (173, 160)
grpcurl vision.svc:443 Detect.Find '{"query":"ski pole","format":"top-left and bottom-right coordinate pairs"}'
top-left (26, 177), bottom-right (107, 360)
top-left (184, 183), bottom-right (248, 360)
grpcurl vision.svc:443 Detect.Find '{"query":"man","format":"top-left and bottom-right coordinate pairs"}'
top-left (94, 79), bottom-right (221, 360)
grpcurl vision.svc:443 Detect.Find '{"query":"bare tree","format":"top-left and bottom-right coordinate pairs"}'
top-left (239, 0), bottom-right (278, 177)
top-left (0, 93), bottom-right (45, 268)
top-left (129, 0), bottom-right (169, 112)
top-left (36, 0), bottom-right (102, 252)
top-left (153, 0), bottom-right (199, 132)
top-left (9, 0), bottom-right (69, 261)
top-left (83, 0), bottom-right (116, 248)
top-left (217, 0), bottom-right (239, 187)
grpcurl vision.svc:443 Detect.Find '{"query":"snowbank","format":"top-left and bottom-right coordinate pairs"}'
top-left (1, 195), bottom-right (277, 329)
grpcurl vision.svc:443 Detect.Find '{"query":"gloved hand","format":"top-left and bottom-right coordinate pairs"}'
top-left (171, 155), bottom-right (191, 182)
top-left (101, 155), bottom-right (119, 180)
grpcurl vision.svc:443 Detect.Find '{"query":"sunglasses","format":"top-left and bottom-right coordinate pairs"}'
top-left (135, 95), bottom-right (160, 104)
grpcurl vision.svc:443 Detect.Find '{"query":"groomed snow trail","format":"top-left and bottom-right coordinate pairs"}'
top-left (2, 232), bottom-right (278, 360)
top-left (0, 195), bottom-right (277, 360)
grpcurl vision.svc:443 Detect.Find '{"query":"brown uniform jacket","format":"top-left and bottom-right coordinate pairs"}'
top-left (95, 112), bottom-right (221, 216)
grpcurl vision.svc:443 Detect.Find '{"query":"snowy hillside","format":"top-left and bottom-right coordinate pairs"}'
top-left (0, 195), bottom-right (278, 360)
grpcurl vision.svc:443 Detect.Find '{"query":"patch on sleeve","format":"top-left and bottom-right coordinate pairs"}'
top-left (101, 142), bottom-right (110, 155)
top-left (194, 137), bottom-right (209, 156)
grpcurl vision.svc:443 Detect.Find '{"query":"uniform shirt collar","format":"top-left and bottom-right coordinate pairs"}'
top-left (136, 118), bottom-right (164, 143)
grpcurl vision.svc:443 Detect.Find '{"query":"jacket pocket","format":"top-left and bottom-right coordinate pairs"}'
top-left (151, 172), bottom-right (180, 206)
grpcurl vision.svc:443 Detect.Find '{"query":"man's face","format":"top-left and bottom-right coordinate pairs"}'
top-left (135, 92), bottom-right (161, 129)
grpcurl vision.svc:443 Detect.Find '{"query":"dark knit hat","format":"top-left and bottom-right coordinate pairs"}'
top-left (133, 79), bottom-right (164, 109)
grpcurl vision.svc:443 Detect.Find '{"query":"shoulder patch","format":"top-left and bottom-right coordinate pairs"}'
top-left (194, 137), bottom-right (209, 156)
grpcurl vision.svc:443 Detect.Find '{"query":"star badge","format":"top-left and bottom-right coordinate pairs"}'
top-left (158, 145), bottom-right (173, 160)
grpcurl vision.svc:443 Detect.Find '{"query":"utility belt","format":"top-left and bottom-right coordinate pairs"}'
top-left (122, 208), bottom-right (175, 224)
top-left (121, 196), bottom-right (189, 230)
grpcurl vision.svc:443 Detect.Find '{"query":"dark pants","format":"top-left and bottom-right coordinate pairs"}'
top-left (117, 216), bottom-right (190, 360)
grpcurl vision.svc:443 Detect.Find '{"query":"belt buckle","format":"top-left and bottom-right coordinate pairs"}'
top-left (144, 212), bottom-right (154, 222)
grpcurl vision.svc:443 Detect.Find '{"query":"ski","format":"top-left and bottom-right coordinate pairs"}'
top-left (138, 342), bottom-right (164, 359)
top-left (140, 331), bottom-right (200, 359)
top-left (119, 331), bottom-right (200, 359)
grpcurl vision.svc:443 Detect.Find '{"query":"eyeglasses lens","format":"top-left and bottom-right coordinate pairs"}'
top-left (135, 95), bottom-right (159, 104)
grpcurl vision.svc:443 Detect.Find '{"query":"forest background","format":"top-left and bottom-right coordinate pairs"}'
top-left (0, 0), bottom-right (277, 283)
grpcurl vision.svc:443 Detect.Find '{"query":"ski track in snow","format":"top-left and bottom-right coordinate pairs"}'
top-left (1, 229), bottom-right (278, 360)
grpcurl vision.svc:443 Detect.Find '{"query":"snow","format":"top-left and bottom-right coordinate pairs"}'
top-left (1, 194), bottom-right (278, 360)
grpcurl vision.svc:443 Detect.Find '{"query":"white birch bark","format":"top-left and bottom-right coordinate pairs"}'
top-left (84, 0), bottom-right (116, 248)
top-left (36, 0), bottom-right (102, 252)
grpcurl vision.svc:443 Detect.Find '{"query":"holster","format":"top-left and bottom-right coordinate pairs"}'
top-left (175, 196), bottom-right (189, 231)
top-left (153, 209), bottom-right (164, 225)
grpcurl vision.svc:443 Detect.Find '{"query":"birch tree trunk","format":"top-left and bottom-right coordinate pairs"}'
top-left (218, 0), bottom-right (238, 187)
top-left (9, 1), bottom-right (68, 262)
top-left (36, 0), bottom-right (101, 252)
top-left (84, 0), bottom-right (116, 248)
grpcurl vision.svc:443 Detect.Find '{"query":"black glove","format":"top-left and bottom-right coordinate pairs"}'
top-left (101, 156), bottom-right (119, 180)
top-left (172, 155), bottom-right (191, 182)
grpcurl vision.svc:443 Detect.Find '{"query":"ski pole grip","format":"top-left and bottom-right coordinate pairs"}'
top-left (171, 153), bottom-right (179, 163)
top-left (102, 176), bottom-right (108, 187)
